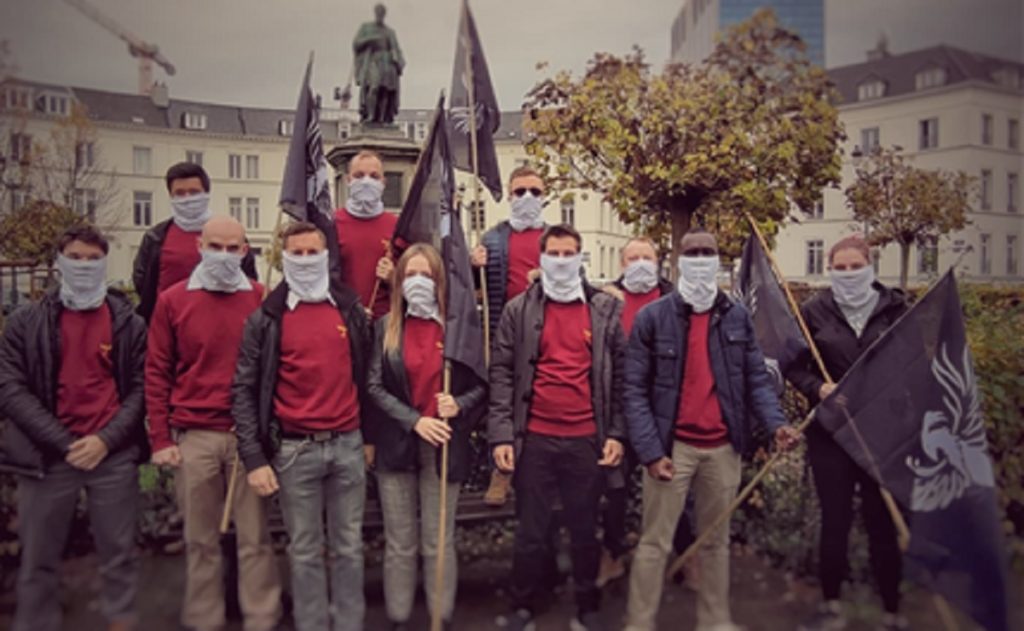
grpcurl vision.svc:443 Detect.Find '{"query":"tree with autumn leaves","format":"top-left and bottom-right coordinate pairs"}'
top-left (523, 8), bottom-right (844, 266)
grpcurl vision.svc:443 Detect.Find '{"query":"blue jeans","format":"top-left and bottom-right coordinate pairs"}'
top-left (274, 431), bottom-right (365, 631)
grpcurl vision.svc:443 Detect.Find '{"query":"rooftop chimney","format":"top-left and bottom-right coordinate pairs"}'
top-left (867, 33), bottom-right (891, 62)
top-left (150, 82), bottom-right (169, 108)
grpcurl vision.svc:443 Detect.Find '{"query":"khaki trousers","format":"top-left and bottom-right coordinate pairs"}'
top-left (626, 441), bottom-right (741, 631)
top-left (176, 429), bottom-right (281, 631)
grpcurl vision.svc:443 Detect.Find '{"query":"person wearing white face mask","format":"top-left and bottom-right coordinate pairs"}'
top-left (132, 162), bottom-right (258, 323)
top-left (233, 221), bottom-right (371, 631)
top-left (489, 224), bottom-right (627, 631)
top-left (0, 226), bottom-right (148, 631)
top-left (470, 165), bottom-right (549, 507)
top-left (144, 215), bottom-right (281, 631)
top-left (786, 234), bottom-right (909, 631)
top-left (334, 149), bottom-right (398, 319)
top-left (624, 229), bottom-right (800, 631)
top-left (365, 244), bottom-right (486, 630)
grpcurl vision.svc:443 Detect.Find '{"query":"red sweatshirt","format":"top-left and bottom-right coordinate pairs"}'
top-left (527, 301), bottom-right (596, 437)
top-left (145, 280), bottom-right (265, 451)
top-left (505, 228), bottom-right (543, 302)
top-left (57, 303), bottom-right (120, 436)
top-left (335, 208), bottom-right (397, 318)
top-left (158, 223), bottom-right (201, 292)
top-left (674, 312), bottom-right (728, 447)
top-left (621, 287), bottom-right (661, 336)
top-left (403, 317), bottom-right (444, 418)
top-left (275, 301), bottom-right (360, 434)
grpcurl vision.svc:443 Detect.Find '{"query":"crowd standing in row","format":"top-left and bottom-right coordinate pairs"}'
top-left (0, 152), bottom-right (907, 631)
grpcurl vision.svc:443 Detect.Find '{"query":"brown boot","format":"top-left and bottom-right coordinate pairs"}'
top-left (484, 469), bottom-right (512, 506)
top-left (595, 547), bottom-right (626, 588)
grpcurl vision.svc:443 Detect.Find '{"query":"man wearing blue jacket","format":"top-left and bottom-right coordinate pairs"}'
top-left (623, 229), bottom-right (799, 631)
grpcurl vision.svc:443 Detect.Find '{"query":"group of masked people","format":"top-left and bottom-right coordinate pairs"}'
top-left (0, 151), bottom-right (909, 631)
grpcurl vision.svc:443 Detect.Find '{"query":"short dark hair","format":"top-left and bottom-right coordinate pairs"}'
top-left (57, 224), bottom-right (109, 255)
top-left (165, 162), bottom-right (210, 193)
top-left (280, 221), bottom-right (326, 248)
top-left (540, 223), bottom-right (582, 253)
top-left (508, 165), bottom-right (542, 187)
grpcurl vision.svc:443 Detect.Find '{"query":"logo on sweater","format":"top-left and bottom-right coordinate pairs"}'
top-left (337, 324), bottom-right (348, 339)
top-left (583, 328), bottom-right (592, 345)
top-left (99, 343), bottom-right (112, 362)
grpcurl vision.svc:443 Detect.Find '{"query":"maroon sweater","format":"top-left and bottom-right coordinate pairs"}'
top-left (158, 223), bottom-right (201, 292)
top-left (403, 317), bottom-right (444, 418)
top-left (275, 301), bottom-right (360, 434)
top-left (57, 303), bottom-right (120, 436)
top-left (145, 280), bottom-right (264, 451)
top-left (335, 209), bottom-right (397, 319)
top-left (527, 301), bottom-right (596, 437)
top-left (621, 287), bottom-right (660, 336)
top-left (505, 228), bottom-right (543, 302)
top-left (674, 312), bottom-right (728, 447)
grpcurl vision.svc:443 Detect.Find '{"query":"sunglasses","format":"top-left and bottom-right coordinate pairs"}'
top-left (682, 248), bottom-right (718, 257)
top-left (513, 187), bottom-right (543, 198)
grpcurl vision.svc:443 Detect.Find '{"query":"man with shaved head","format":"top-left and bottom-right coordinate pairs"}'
top-left (146, 215), bottom-right (281, 631)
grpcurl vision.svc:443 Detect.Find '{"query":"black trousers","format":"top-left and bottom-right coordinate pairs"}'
top-left (512, 433), bottom-right (604, 614)
top-left (806, 426), bottom-right (902, 613)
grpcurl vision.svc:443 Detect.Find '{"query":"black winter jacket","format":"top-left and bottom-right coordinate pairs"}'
top-left (365, 315), bottom-right (487, 482)
top-left (133, 219), bottom-right (258, 322)
top-left (478, 221), bottom-right (548, 339)
top-left (232, 282), bottom-right (371, 472)
top-left (0, 289), bottom-right (148, 477)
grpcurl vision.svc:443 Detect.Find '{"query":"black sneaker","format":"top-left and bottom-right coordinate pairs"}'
top-left (798, 601), bottom-right (847, 631)
top-left (497, 608), bottom-right (535, 631)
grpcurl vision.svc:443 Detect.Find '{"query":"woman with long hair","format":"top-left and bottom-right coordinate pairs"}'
top-left (366, 243), bottom-right (486, 630)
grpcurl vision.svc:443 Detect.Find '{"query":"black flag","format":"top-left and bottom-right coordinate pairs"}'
top-left (449, 0), bottom-right (502, 202)
top-left (279, 53), bottom-right (341, 281)
top-left (394, 94), bottom-right (487, 383)
top-left (733, 234), bottom-right (809, 385)
top-left (816, 272), bottom-right (1008, 631)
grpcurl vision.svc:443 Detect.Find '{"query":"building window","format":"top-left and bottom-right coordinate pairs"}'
top-left (9, 133), bottom-right (32, 162)
top-left (132, 146), bottom-right (151, 175)
top-left (981, 114), bottom-right (994, 145)
top-left (4, 88), bottom-right (31, 110)
top-left (10, 188), bottom-right (28, 213)
top-left (383, 172), bottom-right (402, 208)
top-left (860, 127), bottom-right (880, 153)
top-left (338, 123), bottom-right (351, 139)
top-left (186, 150), bottom-right (203, 166)
top-left (1009, 172), bottom-right (1019, 213)
top-left (246, 155), bottom-right (259, 180)
top-left (44, 94), bottom-right (69, 116)
top-left (132, 191), bottom-right (152, 227)
top-left (75, 141), bottom-right (95, 170)
top-left (914, 67), bottom-right (946, 90)
top-left (806, 240), bottom-right (824, 276)
top-left (229, 154), bottom-right (242, 179)
top-left (468, 200), bottom-right (486, 233)
top-left (808, 200), bottom-right (824, 220)
top-left (415, 123), bottom-right (428, 142)
top-left (278, 119), bottom-right (294, 136)
top-left (980, 169), bottom-right (992, 210)
top-left (857, 80), bottom-right (886, 101)
top-left (918, 238), bottom-right (938, 275)
top-left (1010, 119), bottom-right (1020, 150)
top-left (229, 197), bottom-right (242, 221)
top-left (992, 67), bottom-right (1021, 89)
top-left (919, 118), bottom-right (939, 149)
top-left (1008, 235), bottom-right (1019, 276)
top-left (74, 188), bottom-right (97, 222)
top-left (980, 234), bottom-right (991, 275)
top-left (183, 112), bottom-right (207, 130)
top-left (561, 198), bottom-right (575, 226)
top-left (245, 197), bottom-right (260, 229)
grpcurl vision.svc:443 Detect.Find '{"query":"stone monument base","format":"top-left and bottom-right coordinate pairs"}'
top-left (326, 124), bottom-right (422, 212)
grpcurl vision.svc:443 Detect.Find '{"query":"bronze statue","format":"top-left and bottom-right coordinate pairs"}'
top-left (352, 3), bottom-right (405, 125)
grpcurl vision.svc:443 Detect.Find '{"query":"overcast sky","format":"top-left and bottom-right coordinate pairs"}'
top-left (1, 0), bottom-right (1021, 111)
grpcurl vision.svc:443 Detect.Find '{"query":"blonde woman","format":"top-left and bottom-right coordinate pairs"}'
top-left (366, 243), bottom-right (487, 630)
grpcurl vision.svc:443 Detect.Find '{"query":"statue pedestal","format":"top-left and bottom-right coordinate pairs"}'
top-left (327, 124), bottom-right (421, 212)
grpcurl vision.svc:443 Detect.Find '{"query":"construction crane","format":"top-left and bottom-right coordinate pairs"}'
top-left (63, 0), bottom-right (176, 95)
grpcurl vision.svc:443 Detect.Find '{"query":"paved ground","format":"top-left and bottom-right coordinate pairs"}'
top-left (3, 542), bottom-right (1017, 630)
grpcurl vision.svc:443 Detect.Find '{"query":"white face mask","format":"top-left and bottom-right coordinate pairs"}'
top-left (402, 275), bottom-right (441, 322)
top-left (509, 192), bottom-right (544, 232)
top-left (830, 266), bottom-right (876, 309)
top-left (283, 250), bottom-right (330, 303)
top-left (540, 253), bottom-right (584, 303)
top-left (677, 255), bottom-right (720, 313)
top-left (170, 193), bottom-right (211, 232)
top-left (57, 253), bottom-right (107, 311)
top-left (622, 259), bottom-right (659, 294)
top-left (346, 176), bottom-right (385, 218)
top-left (190, 249), bottom-right (250, 293)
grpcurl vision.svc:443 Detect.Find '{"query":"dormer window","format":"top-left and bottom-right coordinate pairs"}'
top-left (182, 112), bottom-right (207, 130)
top-left (4, 88), bottom-right (31, 111)
top-left (915, 66), bottom-right (947, 90)
top-left (992, 67), bottom-right (1021, 89)
top-left (278, 119), bottom-right (294, 136)
top-left (37, 93), bottom-right (70, 116)
top-left (857, 79), bottom-right (886, 101)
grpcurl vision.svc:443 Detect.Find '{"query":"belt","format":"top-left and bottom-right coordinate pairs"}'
top-left (280, 430), bottom-right (345, 443)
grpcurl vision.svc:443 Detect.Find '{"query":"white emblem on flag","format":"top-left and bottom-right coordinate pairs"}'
top-left (906, 344), bottom-right (994, 512)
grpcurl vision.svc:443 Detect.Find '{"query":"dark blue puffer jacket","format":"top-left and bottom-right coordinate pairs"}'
top-left (624, 290), bottom-right (787, 465)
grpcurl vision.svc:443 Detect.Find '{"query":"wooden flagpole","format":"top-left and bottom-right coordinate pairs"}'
top-left (432, 361), bottom-right (454, 631)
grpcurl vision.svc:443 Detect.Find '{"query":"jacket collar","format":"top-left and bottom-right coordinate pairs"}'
top-left (670, 288), bottom-right (733, 319)
top-left (262, 281), bottom-right (359, 320)
top-left (42, 286), bottom-right (135, 331)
